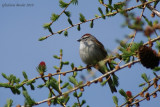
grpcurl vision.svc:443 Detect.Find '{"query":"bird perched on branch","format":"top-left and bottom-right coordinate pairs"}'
top-left (78, 33), bottom-right (118, 93)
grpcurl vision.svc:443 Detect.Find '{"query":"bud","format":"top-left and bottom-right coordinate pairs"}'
top-left (153, 24), bottom-right (160, 29)
top-left (62, 72), bottom-right (66, 76)
top-left (135, 16), bottom-right (141, 24)
top-left (126, 104), bottom-right (129, 107)
top-left (98, 78), bottom-right (103, 82)
top-left (135, 99), bottom-right (140, 107)
top-left (148, 40), bottom-right (153, 47)
top-left (16, 105), bottom-right (21, 107)
top-left (56, 69), bottom-right (60, 73)
top-left (80, 87), bottom-right (84, 92)
top-left (140, 92), bottom-right (144, 97)
top-left (128, 98), bottom-right (133, 103)
top-left (73, 67), bottom-right (77, 71)
top-left (158, 85), bottom-right (160, 90)
top-left (94, 80), bottom-right (98, 84)
top-left (77, 24), bottom-right (81, 31)
top-left (151, 12), bottom-right (155, 18)
top-left (38, 61), bottom-right (46, 72)
top-left (145, 92), bottom-right (150, 101)
top-left (128, 64), bottom-right (132, 68)
top-left (144, 26), bottom-right (154, 37)
top-left (115, 65), bottom-right (120, 70)
top-left (47, 100), bottom-right (51, 106)
top-left (153, 78), bottom-right (158, 88)
top-left (126, 91), bottom-right (132, 98)
top-left (87, 81), bottom-right (91, 86)
top-left (158, 51), bottom-right (160, 58)
top-left (153, 93), bottom-right (157, 98)
top-left (48, 73), bottom-right (52, 78)
top-left (39, 61), bottom-right (46, 66)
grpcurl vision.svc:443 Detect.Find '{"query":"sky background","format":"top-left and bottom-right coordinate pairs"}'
top-left (0, 0), bottom-right (160, 107)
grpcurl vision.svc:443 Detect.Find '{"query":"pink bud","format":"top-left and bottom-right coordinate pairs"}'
top-left (126, 91), bottom-right (132, 97)
top-left (39, 61), bottom-right (46, 67)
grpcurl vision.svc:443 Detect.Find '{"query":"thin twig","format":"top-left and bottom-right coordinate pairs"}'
top-left (143, 35), bottom-right (160, 45)
top-left (58, 53), bottom-right (63, 93)
top-left (128, 6), bottom-right (146, 48)
top-left (139, 75), bottom-right (160, 86)
top-left (117, 60), bottom-right (123, 66)
top-left (106, 75), bottom-right (111, 81)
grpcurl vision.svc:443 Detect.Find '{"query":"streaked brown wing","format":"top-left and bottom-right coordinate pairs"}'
top-left (95, 38), bottom-right (108, 55)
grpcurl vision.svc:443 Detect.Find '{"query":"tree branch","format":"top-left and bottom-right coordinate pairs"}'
top-left (51, 0), bottom-right (73, 25)
top-left (42, 0), bottom-right (158, 39)
top-left (119, 76), bottom-right (158, 107)
top-left (146, 4), bottom-right (160, 17)
top-left (30, 35), bottom-right (160, 106)
top-left (32, 59), bottom-right (140, 106)
top-left (130, 88), bottom-right (160, 106)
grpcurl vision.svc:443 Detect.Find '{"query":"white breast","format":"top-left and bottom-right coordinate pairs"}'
top-left (79, 41), bottom-right (105, 65)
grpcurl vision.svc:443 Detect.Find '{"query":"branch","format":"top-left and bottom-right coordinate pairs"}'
top-left (120, 74), bottom-right (160, 106)
top-left (12, 66), bottom-right (88, 89)
top-left (146, 4), bottom-right (160, 17)
top-left (130, 88), bottom-right (160, 106)
top-left (143, 35), bottom-right (160, 45)
top-left (103, 35), bottom-right (160, 65)
top-left (128, 5), bottom-right (146, 48)
top-left (31, 35), bottom-right (160, 106)
top-left (12, 35), bottom-right (160, 90)
top-left (58, 51), bottom-right (63, 93)
top-left (42, 0), bottom-right (158, 39)
top-left (51, 0), bottom-right (73, 25)
top-left (119, 76), bottom-right (157, 107)
top-left (32, 59), bottom-right (139, 106)
top-left (139, 75), bottom-right (160, 86)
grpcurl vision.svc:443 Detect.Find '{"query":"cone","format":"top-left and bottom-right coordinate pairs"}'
top-left (138, 45), bottom-right (159, 69)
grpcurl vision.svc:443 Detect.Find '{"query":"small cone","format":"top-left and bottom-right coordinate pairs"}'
top-left (138, 45), bottom-right (159, 69)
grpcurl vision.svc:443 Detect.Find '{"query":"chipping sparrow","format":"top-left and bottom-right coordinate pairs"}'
top-left (78, 33), bottom-right (117, 93)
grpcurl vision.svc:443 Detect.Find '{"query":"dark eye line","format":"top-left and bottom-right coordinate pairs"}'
top-left (83, 36), bottom-right (89, 39)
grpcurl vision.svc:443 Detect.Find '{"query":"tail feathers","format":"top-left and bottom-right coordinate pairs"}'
top-left (99, 68), bottom-right (117, 93)
top-left (107, 76), bottom-right (117, 93)
top-left (96, 62), bottom-right (117, 93)
top-left (107, 62), bottom-right (119, 92)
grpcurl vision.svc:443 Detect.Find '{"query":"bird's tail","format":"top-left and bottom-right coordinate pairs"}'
top-left (108, 62), bottom-right (119, 87)
top-left (99, 69), bottom-right (117, 93)
top-left (95, 60), bottom-right (117, 93)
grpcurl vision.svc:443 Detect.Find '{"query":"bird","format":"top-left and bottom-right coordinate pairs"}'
top-left (77, 33), bottom-right (118, 93)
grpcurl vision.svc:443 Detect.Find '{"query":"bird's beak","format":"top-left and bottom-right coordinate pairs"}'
top-left (77, 38), bottom-right (81, 42)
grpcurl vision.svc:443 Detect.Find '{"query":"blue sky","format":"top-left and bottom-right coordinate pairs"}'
top-left (0, 0), bottom-right (160, 107)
